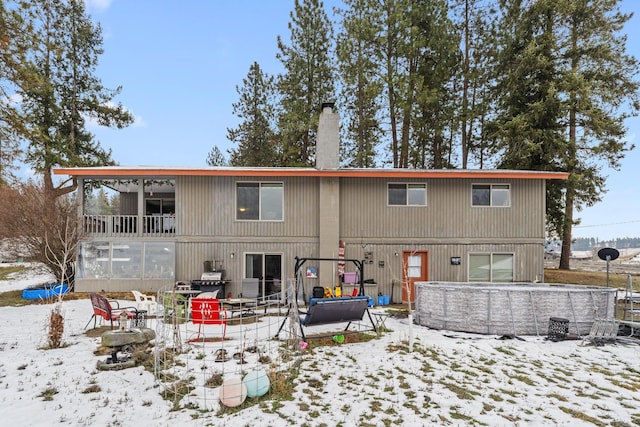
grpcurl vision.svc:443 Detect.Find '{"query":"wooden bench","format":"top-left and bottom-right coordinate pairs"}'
top-left (276, 296), bottom-right (377, 341)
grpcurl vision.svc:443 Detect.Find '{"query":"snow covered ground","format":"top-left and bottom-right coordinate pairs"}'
top-left (2, 263), bottom-right (640, 426)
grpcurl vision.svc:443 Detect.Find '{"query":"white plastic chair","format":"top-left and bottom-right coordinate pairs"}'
top-left (197, 290), bottom-right (219, 299)
top-left (131, 290), bottom-right (157, 316)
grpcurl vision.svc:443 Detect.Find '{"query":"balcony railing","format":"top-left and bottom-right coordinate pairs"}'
top-left (83, 214), bottom-right (175, 237)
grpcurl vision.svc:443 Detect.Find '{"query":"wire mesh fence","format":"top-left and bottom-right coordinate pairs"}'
top-left (153, 279), bottom-right (303, 410)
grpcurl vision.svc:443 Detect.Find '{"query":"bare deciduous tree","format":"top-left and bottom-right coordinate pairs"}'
top-left (0, 182), bottom-right (82, 288)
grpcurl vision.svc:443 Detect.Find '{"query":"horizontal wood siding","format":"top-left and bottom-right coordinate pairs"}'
top-left (340, 177), bottom-right (544, 240)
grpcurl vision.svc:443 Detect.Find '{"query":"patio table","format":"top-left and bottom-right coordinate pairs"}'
top-left (220, 298), bottom-right (262, 318)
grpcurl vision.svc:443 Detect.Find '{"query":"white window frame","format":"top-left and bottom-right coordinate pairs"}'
top-left (468, 253), bottom-right (514, 282)
top-left (471, 183), bottom-right (510, 207)
top-left (236, 181), bottom-right (284, 221)
top-left (387, 182), bottom-right (427, 206)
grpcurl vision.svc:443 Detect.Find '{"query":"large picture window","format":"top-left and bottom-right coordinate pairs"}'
top-left (472, 184), bottom-right (510, 207)
top-left (111, 242), bottom-right (142, 279)
top-left (78, 241), bottom-right (110, 279)
top-left (78, 241), bottom-right (175, 280)
top-left (143, 242), bottom-right (175, 279)
top-left (236, 182), bottom-right (283, 220)
top-left (388, 183), bottom-right (426, 206)
top-left (469, 253), bottom-right (514, 282)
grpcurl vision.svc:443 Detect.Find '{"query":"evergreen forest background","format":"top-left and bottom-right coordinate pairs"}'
top-left (1, 0), bottom-right (639, 269)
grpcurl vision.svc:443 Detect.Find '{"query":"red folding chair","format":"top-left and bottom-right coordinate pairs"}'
top-left (85, 293), bottom-right (138, 330)
top-left (189, 298), bottom-right (228, 342)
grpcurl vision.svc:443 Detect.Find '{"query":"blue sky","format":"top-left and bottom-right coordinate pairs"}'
top-left (84, 0), bottom-right (640, 241)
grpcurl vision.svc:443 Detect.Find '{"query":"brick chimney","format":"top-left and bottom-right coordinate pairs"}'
top-left (316, 102), bottom-right (339, 170)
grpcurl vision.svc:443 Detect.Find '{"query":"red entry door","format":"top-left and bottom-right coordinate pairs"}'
top-left (402, 251), bottom-right (428, 303)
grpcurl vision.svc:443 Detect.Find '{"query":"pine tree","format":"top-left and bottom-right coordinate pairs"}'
top-left (451, 0), bottom-right (499, 169)
top-left (335, 0), bottom-right (383, 167)
top-left (108, 191), bottom-right (119, 215)
top-left (490, 0), bottom-right (639, 269)
top-left (9, 0), bottom-right (133, 197)
top-left (376, 0), bottom-right (412, 168)
top-left (276, 0), bottom-right (335, 166)
top-left (489, 0), bottom-right (575, 252)
top-left (206, 146), bottom-right (228, 166)
top-left (491, 0), bottom-right (566, 167)
top-left (409, 0), bottom-right (460, 169)
top-left (555, 0), bottom-right (639, 269)
top-left (0, 2), bottom-right (31, 184)
top-left (95, 188), bottom-right (110, 214)
top-left (227, 62), bottom-right (277, 166)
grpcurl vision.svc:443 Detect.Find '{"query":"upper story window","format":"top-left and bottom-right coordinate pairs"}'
top-left (388, 183), bottom-right (426, 206)
top-left (472, 184), bottom-right (510, 207)
top-left (236, 182), bottom-right (284, 221)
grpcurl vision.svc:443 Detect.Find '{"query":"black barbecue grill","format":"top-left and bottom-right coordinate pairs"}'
top-left (191, 271), bottom-right (226, 295)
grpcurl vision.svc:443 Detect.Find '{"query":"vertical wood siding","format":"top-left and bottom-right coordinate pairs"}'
top-left (336, 177), bottom-right (546, 302)
top-left (174, 175), bottom-right (546, 293)
top-left (80, 174), bottom-right (550, 295)
top-left (175, 176), bottom-right (320, 292)
top-left (340, 242), bottom-right (544, 304)
top-left (175, 241), bottom-right (318, 297)
top-left (339, 178), bottom-right (545, 239)
top-left (178, 176), bottom-right (318, 238)
top-left (120, 193), bottom-right (137, 215)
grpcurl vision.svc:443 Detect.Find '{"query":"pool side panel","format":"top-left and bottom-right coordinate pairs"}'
top-left (414, 282), bottom-right (616, 336)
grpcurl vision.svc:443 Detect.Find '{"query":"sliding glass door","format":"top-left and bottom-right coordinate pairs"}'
top-left (244, 253), bottom-right (282, 297)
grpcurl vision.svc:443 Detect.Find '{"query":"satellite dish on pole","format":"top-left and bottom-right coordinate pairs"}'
top-left (597, 247), bottom-right (619, 261)
top-left (597, 247), bottom-right (619, 288)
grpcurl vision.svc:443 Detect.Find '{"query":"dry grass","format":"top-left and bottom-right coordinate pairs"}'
top-left (0, 264), bottom-right (134, 308)
top-left (544, 269), bottom-right (640, 290)
top-left (0, 265), bottom-right (25, 280)
top-left (2, 264), bottom-right (638, 309)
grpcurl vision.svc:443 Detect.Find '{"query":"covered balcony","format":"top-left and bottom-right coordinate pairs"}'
top-left (80, 178), bottom-right (176, 238)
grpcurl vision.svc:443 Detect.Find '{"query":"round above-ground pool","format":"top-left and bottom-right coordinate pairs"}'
top-left (414, 282), bottom-right (616, 336)
top-left (22, 283), bottom-right (69, 300)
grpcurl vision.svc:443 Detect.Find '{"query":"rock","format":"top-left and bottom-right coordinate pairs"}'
top-left (101, 328), bottom-right (156, 348)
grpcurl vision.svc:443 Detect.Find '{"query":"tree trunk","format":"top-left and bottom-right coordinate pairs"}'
top-left (559, 186), bottom-right (574, 270)
top-left (559, 19), bottom-right (580, 271)
top-left (386, 53), bottom-right (399, 168)
top-left (399, 57), bottom-right (416, 169)
top-left (461, 0), bottom-right (470, 169)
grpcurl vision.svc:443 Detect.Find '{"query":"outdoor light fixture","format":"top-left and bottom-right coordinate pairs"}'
top-left (394, 252), bottom-right (399, 257)
top-left (230, 252), bottom-right (235, 259)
